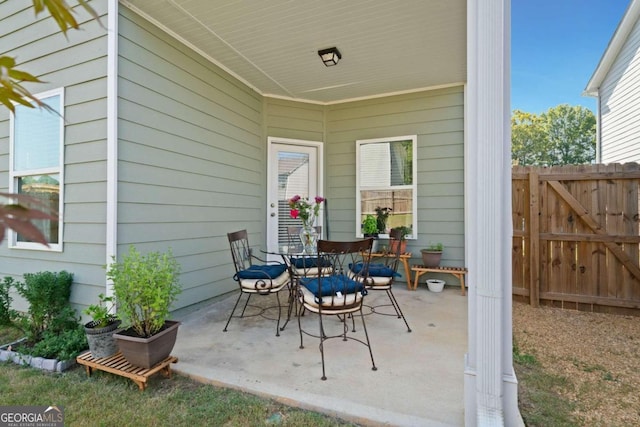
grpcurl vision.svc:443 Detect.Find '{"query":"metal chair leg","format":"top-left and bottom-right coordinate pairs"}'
top-left (358, 308), bottom-right (377, 372)
top-left (223, 291), bottom-right (244, 332)
top-left (387, 289), bottom-right (412, 332)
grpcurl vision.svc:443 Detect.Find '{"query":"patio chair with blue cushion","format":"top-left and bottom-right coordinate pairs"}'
top-left (297, 238), bottom-right (376, 380)
top-left (351, 228), bottom-right (412, 332)
top-left (225, 229), bottom-right (291, 336)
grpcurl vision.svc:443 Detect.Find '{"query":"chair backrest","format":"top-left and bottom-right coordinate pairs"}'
top-left (286, 225), bottom-right (322, 254)
top-left (304, 238), bottom-right (373, 306)
top-left (227, 229), bottom-right (253, 273)
top-left (382, 228), bottom-right (404, 271)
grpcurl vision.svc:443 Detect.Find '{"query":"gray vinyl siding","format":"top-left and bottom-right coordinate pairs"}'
top-left (264, 98), bottom-right (325, 142)
top-left (599, 17), bottom-right (640, 163)
top-left (0, 3), bottom-right (109, 312)
top-left (117, 8), bottom-right (264, 310)
top-left (325, 86), bottom-right (465, 268)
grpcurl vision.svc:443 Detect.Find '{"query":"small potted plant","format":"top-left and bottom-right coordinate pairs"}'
top-left (108, 246), bottom-right (182, 368)
top-left (390, 226), bottom-right (411, 254)
top-left (375, 206), bottom-right (392, 234)
top-left (420, 242), bottom-right (443, 267)
top-left (83, 293), bottom-right (121, 359)
top-left (362, 214), bottom-right (379, 252)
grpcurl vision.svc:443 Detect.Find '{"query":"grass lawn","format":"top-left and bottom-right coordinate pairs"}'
top-left (0, 361), bottom-right (356, 426)
top-left (513, 341), bottom-right (577, 426)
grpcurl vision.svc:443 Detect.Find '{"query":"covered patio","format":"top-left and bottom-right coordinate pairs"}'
top-left (172, 284), bottom-right (467, 426)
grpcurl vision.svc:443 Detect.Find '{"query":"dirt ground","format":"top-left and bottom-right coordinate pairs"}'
top-left (513, 302), bottom-right (640, 426)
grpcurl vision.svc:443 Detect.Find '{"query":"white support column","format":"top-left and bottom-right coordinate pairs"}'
top-left (106, 0), bottom-right (119, 299)
top-left (465, 0), bottom-right (522, 425)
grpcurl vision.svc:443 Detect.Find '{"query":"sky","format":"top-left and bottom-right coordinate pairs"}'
top-left (511, 0), bottom-right (631, 114)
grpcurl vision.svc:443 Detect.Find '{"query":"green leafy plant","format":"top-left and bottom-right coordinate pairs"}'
top-left (0, 276), bottom-right (18, 326)
top-left (83, 293), bottom-right (118, 328)
top-left (14, 271), bottom-right (77, 344)
top-left (10, 271), bottom-right (87, 360)
top-left (362, 214), bottom-right (379, 236)
top-left (374, 206), bottom-right (392, 233)
top-left (107, 246), bottom-right (182, 338)
top-left (25, 327), bottom-right (87, 361)
top-left (391, 226), bottom-right (412, 240)
top-left (426, 242), bottom-right (443, 251)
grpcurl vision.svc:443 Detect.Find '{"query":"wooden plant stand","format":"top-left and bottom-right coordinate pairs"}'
top-left (411, 265), bottom-right (468, 295)
top-left (76, 351), bottom-right (178, 391)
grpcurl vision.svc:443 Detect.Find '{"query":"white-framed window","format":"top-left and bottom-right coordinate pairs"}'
top-left (356, 135), bottom-right (417, 238)
top-left (8, 88), bottom-right (64, 251)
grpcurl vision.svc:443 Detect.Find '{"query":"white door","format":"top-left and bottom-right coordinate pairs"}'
top-left (266, 137), bottom-right (323, 254)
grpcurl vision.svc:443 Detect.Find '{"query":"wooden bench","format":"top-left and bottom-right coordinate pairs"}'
top-left (76, 351), bottom-right (178, 391)
top-left (410, 265), bottom-right (468, 295)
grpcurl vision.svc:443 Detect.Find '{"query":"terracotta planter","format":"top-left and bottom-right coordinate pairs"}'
top-left (84, 319), bottom-right (121, 359)
top-left (420, 250), bottom-right (442, 267)
top-left (113, 320), bottom-right (180, 368)
top-left (390, 240), bottom-right (407, 254)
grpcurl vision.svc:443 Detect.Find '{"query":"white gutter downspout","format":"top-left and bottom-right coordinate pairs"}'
top-left (106, 0), bottom-right (118, 298)
top-left (596, 94), bottom-right (602, 163)
top-left (465, 0), bottom-right (522, 425)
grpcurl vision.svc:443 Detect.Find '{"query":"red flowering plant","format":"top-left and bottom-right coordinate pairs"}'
top-left (288, 195), bottom-right (325, 228)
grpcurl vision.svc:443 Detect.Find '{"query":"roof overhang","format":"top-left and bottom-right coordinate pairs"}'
top-left (584, 0), bottom-right (640, 97)
top-left (121, 0), bottom-right (467, 104)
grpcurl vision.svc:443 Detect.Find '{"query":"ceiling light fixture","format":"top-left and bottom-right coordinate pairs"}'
top-left (318, 47), bottom-right (341, 66)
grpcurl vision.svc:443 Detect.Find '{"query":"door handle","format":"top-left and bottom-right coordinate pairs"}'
top-left (270, 213), bottom-right (276, 217)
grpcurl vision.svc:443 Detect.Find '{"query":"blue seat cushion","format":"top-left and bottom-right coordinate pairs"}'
top-left (350, 262), bottom-right (400, 277)
top-left (291, 256), bottom-right (331, 269)
top-left (301, 274), bottom-right (365, 297)
top-left (236, 263), bottom-right (287, 280)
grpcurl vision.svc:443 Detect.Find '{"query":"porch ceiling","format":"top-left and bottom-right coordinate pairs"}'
top-left (122, 0), bottom-right (467, 104)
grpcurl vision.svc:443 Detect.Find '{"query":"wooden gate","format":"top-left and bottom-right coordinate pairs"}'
top-left (512, 164), bottom-right (640, 314)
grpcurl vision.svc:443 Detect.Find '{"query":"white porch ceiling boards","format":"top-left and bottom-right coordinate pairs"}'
top-left (122, 0), bottom-right (466, 104)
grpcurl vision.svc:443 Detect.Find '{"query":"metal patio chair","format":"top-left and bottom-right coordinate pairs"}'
top-left (225, 229), bottom-right (291, 336)
top-left (357, 228), bottom-right (412, 332)
top-left (297, 237), bottom-right (376, 380)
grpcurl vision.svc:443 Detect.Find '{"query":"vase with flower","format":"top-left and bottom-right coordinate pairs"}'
top-left (289, 195), bottom-right (325, 254)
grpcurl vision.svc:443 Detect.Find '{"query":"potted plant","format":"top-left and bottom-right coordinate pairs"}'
top-left (83, 293), bottom-right (121, 359)
top-left (375, 206), bottom-right (392, 234)
top-left (108, 246), bottom-right (182, 368)
top-left (420, 242), bottom-right (443, 267)
top-left (362, 214), bottom-right (379, 252)
top-left (390, 226), bottom-right (411, 254)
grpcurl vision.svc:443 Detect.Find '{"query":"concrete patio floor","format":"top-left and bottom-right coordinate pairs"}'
top-left (171, 283), bottom-right (468, 427)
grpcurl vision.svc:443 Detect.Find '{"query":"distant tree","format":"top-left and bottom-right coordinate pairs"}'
top-left (511, 110), bottom-right (546, 166)
top-left (511, 104), bottom-right (596, 166)
top-left (0, 1), bottom-right (98, 245)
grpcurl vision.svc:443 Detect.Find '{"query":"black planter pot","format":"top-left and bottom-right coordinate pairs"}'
top-left (113, 320), bottom-right (180, 369)
top-left (84, 319), bottom-right (122, 359)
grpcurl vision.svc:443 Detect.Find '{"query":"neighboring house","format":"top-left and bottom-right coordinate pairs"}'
top-left (0, 1), bottom-right (518, 424)
top-left (585, 0), bottom-right (640, 163)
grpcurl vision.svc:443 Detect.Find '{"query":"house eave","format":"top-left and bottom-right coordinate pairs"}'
top-left (584, 0), bottom-right (640, 96)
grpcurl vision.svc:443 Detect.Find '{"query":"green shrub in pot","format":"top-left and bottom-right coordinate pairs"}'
top-left (107, 246), bottom-right (182, 368)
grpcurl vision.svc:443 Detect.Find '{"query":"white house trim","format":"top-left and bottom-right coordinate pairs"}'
top-left (584, 0), bottom-right (640, 96)
top-left (465, 0), bottom-right (522, 425)
top-left (106, 0), bottom-right (119, 298)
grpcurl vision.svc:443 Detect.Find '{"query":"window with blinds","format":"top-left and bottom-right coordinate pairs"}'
top-left (9, 88), bottom-right (64, 251)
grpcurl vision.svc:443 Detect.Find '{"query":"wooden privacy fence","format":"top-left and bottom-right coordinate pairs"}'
top-left (512, 163), bottom-right (640, 315)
